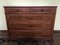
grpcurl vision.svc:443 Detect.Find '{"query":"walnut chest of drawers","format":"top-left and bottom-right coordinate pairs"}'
top-left (4, 6), bottom-right (57, 40)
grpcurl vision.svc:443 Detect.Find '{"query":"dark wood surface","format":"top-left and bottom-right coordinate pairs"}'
top-left (4, 6), bottom-right (57, 41)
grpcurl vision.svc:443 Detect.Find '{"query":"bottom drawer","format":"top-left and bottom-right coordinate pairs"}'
top-left (9, 30), bottom-right (53, 38)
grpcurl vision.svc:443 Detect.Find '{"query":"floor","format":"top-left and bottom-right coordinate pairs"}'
top-left (0, 31), bottom-right (60, 45)
top-left (54, 32), bottom-right (60, 45)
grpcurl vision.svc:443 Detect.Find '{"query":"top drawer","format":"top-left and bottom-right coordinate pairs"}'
top-left (4, 8), bottom-right (30, 14)
top-left (31, 7), bottom-right (56, 13)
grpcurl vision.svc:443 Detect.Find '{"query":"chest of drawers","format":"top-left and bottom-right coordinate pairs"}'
top-left (4, 6), bottom-right (57, 40)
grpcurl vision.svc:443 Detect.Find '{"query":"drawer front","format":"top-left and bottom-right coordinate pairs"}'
top-left (8, 23), bottom-right (51, 30)
top-left (5, 8), bottom-right (30, 14)
top-left (9, 30), bottom-right (52, 38)
top-left (6, 14), bottom-right (53, 22)
top-left (31, 7), bottom-right (56, 13)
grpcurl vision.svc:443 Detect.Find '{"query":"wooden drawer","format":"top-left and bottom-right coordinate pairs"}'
top-left (9, 30), bottom-right (52, 38)
top-left (31, 7), bottom-right (56, 13)
top-left (4, 8), bottom-right (30, 14)
top-left (8, 23), bottom-right (51, 30)
top-left (6, 14), bottom-right (53, 22)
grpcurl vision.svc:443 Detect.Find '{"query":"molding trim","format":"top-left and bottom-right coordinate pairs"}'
top-left (0, 30), bottom-right (60, 33)
top-left (54, 30), bottom-right (60, 33)
top-left (0, 30), bottom-right (8, 34)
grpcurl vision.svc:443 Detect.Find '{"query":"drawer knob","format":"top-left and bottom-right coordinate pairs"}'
top-left (41, 9), bottom-right (44, 12)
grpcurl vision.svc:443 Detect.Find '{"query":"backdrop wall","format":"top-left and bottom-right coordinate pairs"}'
top-left (0, 0), bottom-right (60, 30)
